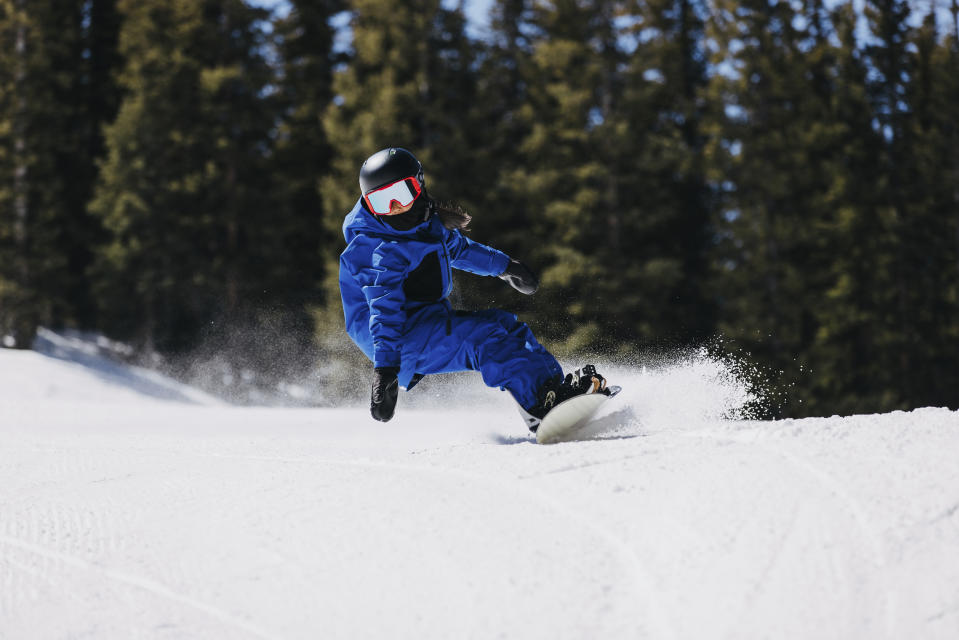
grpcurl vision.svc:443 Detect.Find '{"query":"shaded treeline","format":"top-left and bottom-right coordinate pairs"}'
top-left (0, 0), bottom-right (956, 415)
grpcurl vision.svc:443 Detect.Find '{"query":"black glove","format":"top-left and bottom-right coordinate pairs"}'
top-left (370, 366), bottom-right (399, 422)
top-left (498, 259), bottom-right (539, 295)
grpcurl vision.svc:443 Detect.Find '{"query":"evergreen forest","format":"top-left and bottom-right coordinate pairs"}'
top-left (1, 0), bottom-right (957, 417)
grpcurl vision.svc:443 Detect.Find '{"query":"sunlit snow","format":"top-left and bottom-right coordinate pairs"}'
top-left (1, 332), bottom-right (957, 639)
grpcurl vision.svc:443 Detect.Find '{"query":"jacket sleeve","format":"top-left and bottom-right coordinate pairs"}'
top-left (445, 229), bottom-right (510, 277)
top-left (353, 240), bottom-right (410, 368)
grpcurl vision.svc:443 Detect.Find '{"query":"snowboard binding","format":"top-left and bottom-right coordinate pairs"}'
top-left (520, 364), bottom-right (612, 432)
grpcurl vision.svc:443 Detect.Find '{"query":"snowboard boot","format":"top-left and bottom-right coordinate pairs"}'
top-left (521, 364), bottom-right (610, 432)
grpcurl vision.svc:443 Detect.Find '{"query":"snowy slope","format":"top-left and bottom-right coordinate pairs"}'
top-left (1, 336), bottom-right (958, 639)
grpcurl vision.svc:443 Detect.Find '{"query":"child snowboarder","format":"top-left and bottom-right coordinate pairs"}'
top-left (338, 147), bottom-right (610, 430)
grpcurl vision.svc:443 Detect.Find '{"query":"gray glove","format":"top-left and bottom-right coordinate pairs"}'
top-left (498, 259), bottom-right (538, 295)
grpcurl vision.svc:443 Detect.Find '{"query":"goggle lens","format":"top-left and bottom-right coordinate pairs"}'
top-left (365, 177), bottom-right (422, 215)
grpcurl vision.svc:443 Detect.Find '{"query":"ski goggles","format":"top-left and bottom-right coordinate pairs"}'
top-left (364, 176), bottom-right (423, 215)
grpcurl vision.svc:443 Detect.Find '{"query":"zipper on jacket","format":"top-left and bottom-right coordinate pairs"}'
top-left (441, 232), bottom-right (454, 335)
top-left (441, 241), bottom-right (453, 300)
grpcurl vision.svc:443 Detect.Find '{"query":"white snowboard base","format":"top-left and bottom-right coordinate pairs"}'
top-left (535, 386), bottom-right (622, 444)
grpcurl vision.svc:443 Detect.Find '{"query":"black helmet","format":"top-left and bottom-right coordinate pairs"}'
top-left (359, 147), bottom-right (425, 196)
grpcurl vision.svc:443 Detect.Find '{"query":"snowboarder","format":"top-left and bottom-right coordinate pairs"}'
top-left (338, 147), bottom-right (610, 430)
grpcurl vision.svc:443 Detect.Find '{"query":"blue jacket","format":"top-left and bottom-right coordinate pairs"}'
top-left (339, 198), bottom-right (510, 373)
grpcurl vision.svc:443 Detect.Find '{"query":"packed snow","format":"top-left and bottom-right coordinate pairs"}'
top-left (1, 330), bottom-right (958, 639)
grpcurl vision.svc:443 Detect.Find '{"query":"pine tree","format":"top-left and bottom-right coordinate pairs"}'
top-left (803, 1), bottom-right (888, 416)
top-left (72, 0), bottom-right (122, 327)
top-left (0, 1), bottom-right (119, 347)
top-left (707, 0), bottom-right (862, 416)
top-left (503, 0), bottom-right (626, 353)
top-left (455, 0), bottom-right (536, 314)
top-left (271, 0), bottom-right (343, 307)
top-left (89, 0), bottom-right (275, 353)
top-left (611, 0), bottom-right (715, 351)
top-left (896, 9), bottom-right (959, 408)
top-left (471, 0), bottom-right (534, 218)
top-left (835, 0), bottom-right (959, 412)
top-left (854, 0), bottom-right (915, 410)
top-left (0, 0), bottom-right (36, 346)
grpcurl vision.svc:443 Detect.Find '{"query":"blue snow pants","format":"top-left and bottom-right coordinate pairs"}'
top-left (398, 302), bottom-right (562, 410)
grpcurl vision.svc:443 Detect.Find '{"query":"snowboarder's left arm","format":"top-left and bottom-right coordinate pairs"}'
top-left (445, 229), bottom-right (539, 294)
top-left (444, 229), bottom-right (510, 277)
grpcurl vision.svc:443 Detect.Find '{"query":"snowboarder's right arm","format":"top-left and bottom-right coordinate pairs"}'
top-left (353, 240), bottom-right (410, 370)
top-left (350, 240), bottom-right (410, 422)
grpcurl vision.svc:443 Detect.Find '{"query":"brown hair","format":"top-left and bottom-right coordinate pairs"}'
top-left (433, 200), bottom-right (472, 231)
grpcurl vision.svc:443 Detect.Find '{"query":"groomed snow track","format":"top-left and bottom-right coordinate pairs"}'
top-left (1, 340), bottom-right (958, 639)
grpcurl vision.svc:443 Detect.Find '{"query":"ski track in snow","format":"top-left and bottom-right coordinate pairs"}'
top-left (1, 343), bottom-right (959, 639)
top-left (0, 534), bottom-right (279, 640)
top-left (190, 451), bottom-right (671, 638)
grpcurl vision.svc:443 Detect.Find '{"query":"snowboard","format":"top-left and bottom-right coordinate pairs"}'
top-left (535, 386), bottom-right (622, 444)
